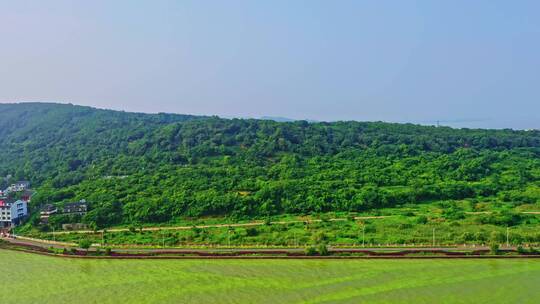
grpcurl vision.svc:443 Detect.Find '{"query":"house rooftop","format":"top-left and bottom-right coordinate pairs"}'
top-left (64, 201), bottom-right (87, 207)
top-left (0, 198), bottom-right (16, 207)
top-left (41, 204), bottom-right (57, 212)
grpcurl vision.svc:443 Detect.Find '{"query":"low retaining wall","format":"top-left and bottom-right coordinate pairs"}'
top-left (3, 241), bottom-right (539, 260)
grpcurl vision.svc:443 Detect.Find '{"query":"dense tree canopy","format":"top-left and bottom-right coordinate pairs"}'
top-left (1, 103), bottom-right (539, 228)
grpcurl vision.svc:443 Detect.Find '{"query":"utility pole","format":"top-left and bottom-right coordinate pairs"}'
top-left (362, 225), bottom-right (365, 248)
top-left (506, 227), bottom-right (510, 248)
top-left (432, 228), bottom-right (435, 247)
top-left (52, 227), bottom-right (55, 243)
top-left (102, 230), bottom-right (105, 247)
top-left (162, 231), bottom-right (165, 248)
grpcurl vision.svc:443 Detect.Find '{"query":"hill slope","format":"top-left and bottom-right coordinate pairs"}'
top-left (1, 103), bottom-right (539, 228)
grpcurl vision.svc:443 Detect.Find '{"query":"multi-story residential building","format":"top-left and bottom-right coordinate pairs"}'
top-left (0, 198), bottom-right (28, 228)
top-left (0, 198), bottom-right (14, 228)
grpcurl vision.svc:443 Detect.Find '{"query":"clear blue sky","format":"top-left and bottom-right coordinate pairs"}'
top-left (1, 0), bottom-right (539, 129)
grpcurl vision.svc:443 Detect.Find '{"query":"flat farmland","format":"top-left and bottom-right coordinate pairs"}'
top-left (4, 250), bottom-right (540, 303)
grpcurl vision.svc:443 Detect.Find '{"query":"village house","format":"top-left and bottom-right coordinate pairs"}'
top-left (2, 180), bottom-right (32, 197)
top-left (15, 180), bottom-right (30, 189)
top-left (8, 181), bottom-right (30, 193)
top-left (63, 200), bottom-right (88, 215)
top-left (40, 204), bottom-right (58, 224)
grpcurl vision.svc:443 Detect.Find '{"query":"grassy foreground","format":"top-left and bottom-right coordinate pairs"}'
top-left (4, 250), bottom-right (540, 303)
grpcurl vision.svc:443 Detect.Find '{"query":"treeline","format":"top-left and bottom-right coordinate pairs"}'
top-left (0, 103), bottom-right (539, 229)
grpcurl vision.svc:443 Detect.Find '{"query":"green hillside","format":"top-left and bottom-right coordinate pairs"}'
top-left (1, 103), bottom-right (539, 229)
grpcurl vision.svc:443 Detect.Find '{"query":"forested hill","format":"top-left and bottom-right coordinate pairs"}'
top-left (0, 103), bottom-right (200, 182)
top-left (1, 103), bottom-right (539, 228)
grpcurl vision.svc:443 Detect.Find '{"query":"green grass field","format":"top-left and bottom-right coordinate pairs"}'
top-left (4, 250), bottom-right (540, 303)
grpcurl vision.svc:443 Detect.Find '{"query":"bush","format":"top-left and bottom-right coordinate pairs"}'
top-left (305, 246), bottom-right (317, 256)
top-left (530, 247), bottom-right (540, 255)
top-left (490, 243), bottom-right (500, 255)
top-left (245, 227), bottom-right (258, 237)
top-left (79, 239), bottom-right (92, 250)
top-left (490, 231), bottom-right (505, 243)
top-left (318, 244), bottom-right (329, 256)
top-left (312, 232), bottom-right (327, 244)
top-left (461, 231), bottom-right (474, 242)
top-left (416, 216), bottom-right (428, 224)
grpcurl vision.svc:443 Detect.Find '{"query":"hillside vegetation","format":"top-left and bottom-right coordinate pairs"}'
top-left (1, 103), bottom-right (539, 229)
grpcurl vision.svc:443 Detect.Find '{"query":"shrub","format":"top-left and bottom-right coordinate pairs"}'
top-left (305, 246), bottom-right (317, 256)
top-left (526, 247), bottom-right (540, 255)
top-left (490, 231), bottom-right (505, 243)
top-left (245, 227), bottom-right (258, 237)
top-left (318, 244), bottom-right (329, 256)
top-left (490, 243), bottom-right (500, 255)
top-left (457, 232), bottom-right (472, 243)
top-left (79, 239), bottom-right (92, 251)
top-left (398, 223), bottom-right (412, 229)
top-left (312, 232), bottom-right (327, 244)
top-left (416, 216), bottom-right (428, 224)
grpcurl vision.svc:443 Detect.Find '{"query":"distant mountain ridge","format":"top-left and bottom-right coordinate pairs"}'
top-left (259, 116), bottom-right (318, 123)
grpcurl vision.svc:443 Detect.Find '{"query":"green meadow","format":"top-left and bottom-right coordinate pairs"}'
top-left (4, 250), bottom-right (540, 303)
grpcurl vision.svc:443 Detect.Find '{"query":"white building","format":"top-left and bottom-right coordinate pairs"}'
top-left (0, 199), bottom-right (28, 228)
top-left (6, 181), bottom-right (30, 193)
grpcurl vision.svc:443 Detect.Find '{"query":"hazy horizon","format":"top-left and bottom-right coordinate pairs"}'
top-left (1, 1), bottom-right (539, 129)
